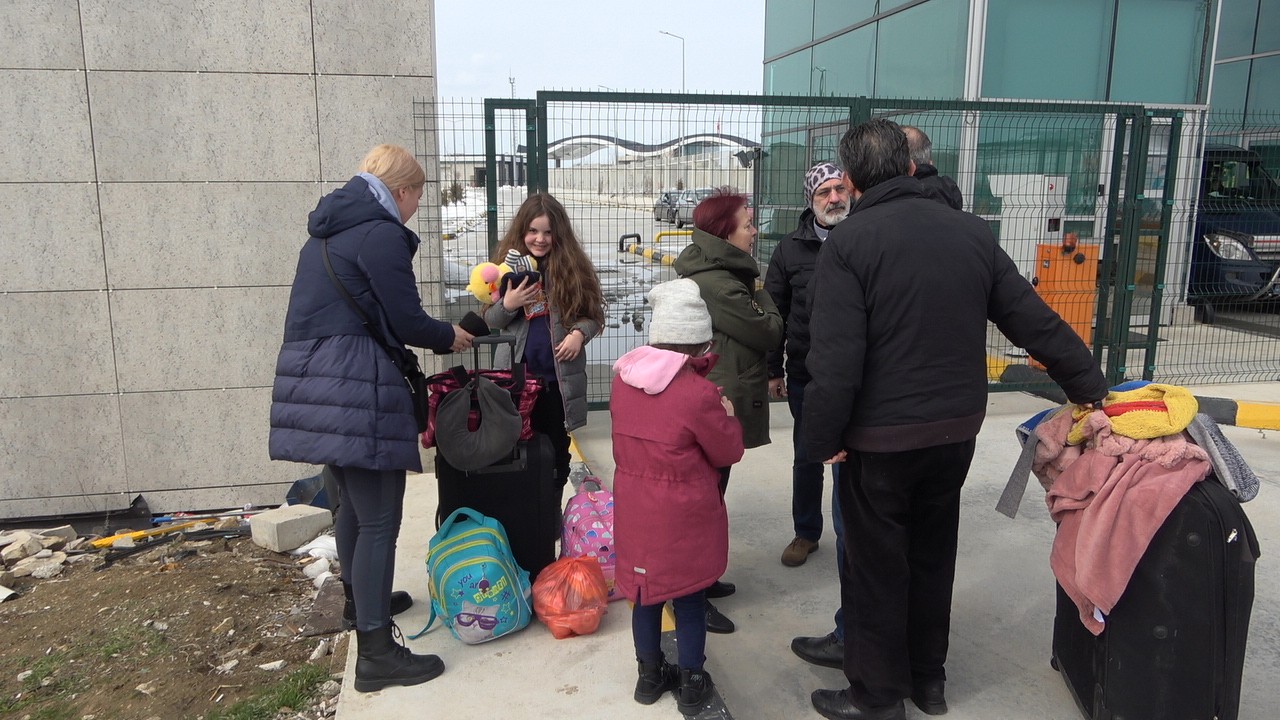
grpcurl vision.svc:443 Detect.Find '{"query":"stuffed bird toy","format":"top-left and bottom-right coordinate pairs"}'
top-left (466, 250), bottom-right (540, 305)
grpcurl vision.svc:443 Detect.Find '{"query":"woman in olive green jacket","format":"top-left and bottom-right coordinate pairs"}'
top-left (674, 190), bottom-right (784, 450)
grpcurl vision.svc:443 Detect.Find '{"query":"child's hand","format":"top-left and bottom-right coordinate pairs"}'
top-left (720, 395), bottom-right (735, 416)
top-left (554, 328), bottom-right (584, 361)
top-left (501, 276), bottom-right (539, 311)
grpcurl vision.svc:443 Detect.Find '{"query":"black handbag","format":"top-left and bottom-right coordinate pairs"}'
top-left (321, 239), bottom-right (430, 433)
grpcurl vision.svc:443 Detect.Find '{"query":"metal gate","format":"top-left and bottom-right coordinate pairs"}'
top-left (413, 93), bottom-right (1280, 406)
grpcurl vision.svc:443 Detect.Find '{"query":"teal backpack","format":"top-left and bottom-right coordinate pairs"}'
top-left (413, 507), bottom-right (533, 644)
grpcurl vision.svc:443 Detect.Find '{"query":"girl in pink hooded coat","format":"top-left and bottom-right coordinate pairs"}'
top-left (611, 278), bottom-right (745, 714)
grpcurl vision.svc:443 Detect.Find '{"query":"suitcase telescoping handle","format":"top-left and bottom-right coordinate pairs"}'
top-left (470, 333), bottom-right (516, 368)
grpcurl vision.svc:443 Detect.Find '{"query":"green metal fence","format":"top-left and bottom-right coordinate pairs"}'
top-left (413, 94), bottom-right (1280, 406)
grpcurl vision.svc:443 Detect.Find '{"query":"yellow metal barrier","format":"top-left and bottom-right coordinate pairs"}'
top-left (654, 230), bottom-right (693, 244)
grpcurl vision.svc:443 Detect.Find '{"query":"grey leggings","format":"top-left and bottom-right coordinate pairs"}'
top-left (328, 465), bottom-right (406, 632)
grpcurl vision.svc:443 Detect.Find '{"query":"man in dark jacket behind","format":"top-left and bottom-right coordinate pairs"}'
top-left (767, 162), bottom-right (851, 572)
top-left (902, 125), bottom-right (963, 211)
top-left (803, 120), bottom-right (1107, 720)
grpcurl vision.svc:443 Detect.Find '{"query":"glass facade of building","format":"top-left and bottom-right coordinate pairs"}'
top-left (758, 0), bottom-right (1255, 242)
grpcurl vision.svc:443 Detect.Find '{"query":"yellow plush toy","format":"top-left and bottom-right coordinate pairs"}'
top-left (467, 250), bottom-right (540, 305)
top-left (467, 261), bottom-right (509, 304)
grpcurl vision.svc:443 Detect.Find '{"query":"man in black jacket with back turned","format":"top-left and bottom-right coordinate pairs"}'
top-left (803, 120), bottom-right (1107, 720)
top-left (902, 125), bottom-right (963, 211)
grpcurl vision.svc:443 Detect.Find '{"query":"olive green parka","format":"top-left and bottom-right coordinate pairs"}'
top-left (674, 229), bottom-right (784, 449)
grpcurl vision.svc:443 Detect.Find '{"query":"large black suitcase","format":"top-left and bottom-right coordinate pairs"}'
top-left (435, 433), bottom-right (561, 578)
top-left (1051, 479), bottom-right (1260, 720)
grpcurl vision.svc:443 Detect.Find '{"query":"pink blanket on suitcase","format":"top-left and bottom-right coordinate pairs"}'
top-left (1035, 408), bottom-right (1211, 635)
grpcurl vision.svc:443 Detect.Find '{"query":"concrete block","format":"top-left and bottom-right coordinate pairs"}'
top-left (250, 504), bottom-right (333, 553)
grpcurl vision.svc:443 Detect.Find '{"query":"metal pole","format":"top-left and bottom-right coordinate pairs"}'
top-left (659, 30), bottom-right (685, 160)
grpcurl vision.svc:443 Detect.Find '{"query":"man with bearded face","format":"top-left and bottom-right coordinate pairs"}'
top-left (765, 161), bottom-right (853, 580)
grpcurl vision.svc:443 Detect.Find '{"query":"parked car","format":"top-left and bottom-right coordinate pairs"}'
top-left (1189, 144), bottom-right (1280, 323)
top-left (672, 187), bottom-right (715, 228)
top-left (653, 190), bottom-right (679, 223)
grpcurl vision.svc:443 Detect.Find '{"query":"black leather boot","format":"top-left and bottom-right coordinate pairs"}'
top-left (634, 657), bottom-right (677, 705)
top-left (677, 666), bottom-right (714, 715)
top-left (353, 625), bottom-right (444, 693)
top-left (342, 581), bottom-right (414, 630)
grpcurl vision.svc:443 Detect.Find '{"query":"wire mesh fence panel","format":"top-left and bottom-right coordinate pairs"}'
top-left (1144, 108), bottom-right (1280, 384)
top-left (413, 94), bottom-right (1280, 402)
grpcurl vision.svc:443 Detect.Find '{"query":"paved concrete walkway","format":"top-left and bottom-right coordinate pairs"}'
top-left (337, 388), bottom-right (1280, 720)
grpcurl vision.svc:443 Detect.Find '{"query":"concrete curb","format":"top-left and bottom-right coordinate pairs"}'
top-left (997, 362), bottom-right (1280, 430)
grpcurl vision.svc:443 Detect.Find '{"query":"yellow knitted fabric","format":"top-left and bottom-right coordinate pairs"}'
top-left (1068, 383), bottom-right (1199, 444)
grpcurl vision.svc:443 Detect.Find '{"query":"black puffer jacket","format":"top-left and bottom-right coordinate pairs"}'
top-left (802, 176), bottom-right (1107, 459)
top-left (764, 207), bottom-right (824, 384)
top-left (914, 163), bottom-right (964, 210)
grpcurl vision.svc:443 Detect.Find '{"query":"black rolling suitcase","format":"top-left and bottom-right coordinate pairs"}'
top-left (428, 334), bottom-right (560, 578)
top-left (1051, 479), bottom-right (1260, 720)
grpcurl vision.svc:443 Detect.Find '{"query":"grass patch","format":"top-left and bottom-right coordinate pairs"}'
top-left (205, 664), bottom-right (329, 720)
top-left (88, 625), bottom-right (172, 660)
top-left (0, 652), bottom-right (79, 720)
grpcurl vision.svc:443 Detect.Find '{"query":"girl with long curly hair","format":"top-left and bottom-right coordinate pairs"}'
top-left (484, 193), bottom-right (605, 551)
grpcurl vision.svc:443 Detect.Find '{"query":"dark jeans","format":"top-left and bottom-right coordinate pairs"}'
top-left (329, 465), bottom-right (407, 632)
top-left (529, 380), bottom-right (571, 489)
top-left (789, 379), bottom-right (846, 640)
top-left (837, 438), bottom-right (976, 707)
top-left (632, 589), bottom-right (708, 670)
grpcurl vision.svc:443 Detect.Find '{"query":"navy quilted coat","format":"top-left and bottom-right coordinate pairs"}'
top-left (269, 176), bottom-right (454, 472)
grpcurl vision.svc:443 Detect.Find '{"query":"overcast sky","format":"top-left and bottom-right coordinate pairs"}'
top-left (434, 1), bottom-right (767, 99)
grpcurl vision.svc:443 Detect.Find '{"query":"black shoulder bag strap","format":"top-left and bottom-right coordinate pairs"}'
top-left (320, 238), bottom-right (400, 364)
top-left (320, 238), bottom-right (428, 430)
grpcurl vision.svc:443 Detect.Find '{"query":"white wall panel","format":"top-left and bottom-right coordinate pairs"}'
top-left (0, 291), bottom-right (116, 397)
top-left (88, 72), bottom-right (319, 182)
top-left (79, 0), bottom-right (313, 73)
top-left (110, 286), bottom-right (288, 392)
top-left (100, 182), bottom-right (321, 289)
top-left (0, 183), bottom-right (104, 292)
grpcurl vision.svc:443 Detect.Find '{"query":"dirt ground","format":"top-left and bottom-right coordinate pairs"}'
top-left (0, 530), bottom-right (346, 720)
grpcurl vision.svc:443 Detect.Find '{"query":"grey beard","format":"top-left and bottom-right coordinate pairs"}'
top-left (815, 206), bottom-right (849, 227)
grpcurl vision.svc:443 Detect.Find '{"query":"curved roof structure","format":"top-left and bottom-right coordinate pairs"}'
top-left (533, 132), bottom-right (759, 162)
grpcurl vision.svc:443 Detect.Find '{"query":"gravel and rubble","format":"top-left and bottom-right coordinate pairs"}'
top-left (0, 513), bottom-right (352, 720)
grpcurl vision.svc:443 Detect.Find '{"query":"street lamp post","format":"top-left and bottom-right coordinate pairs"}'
top-left (658, 30), bottom-right (685, 162)
top-left (597, 85), bottom-right (620, 164)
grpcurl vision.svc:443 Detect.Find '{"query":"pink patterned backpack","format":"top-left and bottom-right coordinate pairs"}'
top-left (560, 477), bottom-right (619, 600)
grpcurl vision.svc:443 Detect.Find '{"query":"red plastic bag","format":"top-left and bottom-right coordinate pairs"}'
top-left (531, 556), bottom-right (609, 639)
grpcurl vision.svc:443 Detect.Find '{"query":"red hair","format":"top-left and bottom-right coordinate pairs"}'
top-left (691, 187), bottom-right (748, 241)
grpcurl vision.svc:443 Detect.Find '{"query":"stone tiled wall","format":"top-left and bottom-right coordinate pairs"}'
top-left (0, 0), bottom-right (439, 519)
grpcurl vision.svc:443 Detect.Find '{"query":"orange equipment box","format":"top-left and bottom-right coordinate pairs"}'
top-left (1030, 239), bottom-right (1098, 370)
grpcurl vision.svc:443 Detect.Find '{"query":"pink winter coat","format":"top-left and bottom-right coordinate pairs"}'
top-left (610, 347), bottom-right (746, 605)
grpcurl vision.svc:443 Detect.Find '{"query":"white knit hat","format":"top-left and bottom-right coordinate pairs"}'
top-left (647, 279), bottom-right (712, 345)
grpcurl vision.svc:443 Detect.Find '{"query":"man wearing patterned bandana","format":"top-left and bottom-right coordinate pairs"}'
top-left (767, 161), bottom-right (854, 669)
